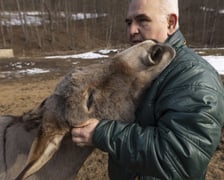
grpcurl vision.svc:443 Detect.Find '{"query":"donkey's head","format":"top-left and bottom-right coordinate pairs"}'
top-left (16, 40), bottom-right (175, 180)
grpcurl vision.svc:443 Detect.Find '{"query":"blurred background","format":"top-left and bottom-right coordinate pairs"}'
top-left (0, 0), bottom-right (224, 56)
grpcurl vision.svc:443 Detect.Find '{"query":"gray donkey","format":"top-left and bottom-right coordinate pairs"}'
top-left (0, 40), bottom-right (175, 180)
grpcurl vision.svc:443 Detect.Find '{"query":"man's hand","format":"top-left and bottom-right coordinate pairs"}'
top-left (71, 118), bottom-right (99, 147)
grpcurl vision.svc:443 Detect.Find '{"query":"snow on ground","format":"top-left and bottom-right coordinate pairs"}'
top-left (46, 49), bottom-right (224, 75)
top-left (45, 52), bottom-right (109, 60)
top-left (45, 49), bottom-right (118, 59)
top-left (0, 49), bottom-right (224, 77)
top-left (200, 6), bottom-right (224, 14)
top-left (0, 68), bottom-right (50, 78)
top-left (203, 56), bottom-right (224, 75)
top-left (45, 48), bottom-right (224, 74)
top-left (0, 11), bottom-right (107, 26)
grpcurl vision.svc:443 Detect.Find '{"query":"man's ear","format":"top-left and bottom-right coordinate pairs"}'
top-left (167, 14), bottom-right (178, 35)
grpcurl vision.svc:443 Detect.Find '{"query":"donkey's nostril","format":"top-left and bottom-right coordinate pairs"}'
top-left (86, 89), bottom-right (95, 111)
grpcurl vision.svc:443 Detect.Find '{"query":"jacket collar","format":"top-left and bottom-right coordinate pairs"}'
top-left (165, 29), bottom-right (186, 51)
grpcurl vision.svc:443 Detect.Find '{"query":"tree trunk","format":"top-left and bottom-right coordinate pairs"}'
top-left (16, 0), bottom-right (28, 42)
top-left (0, 0), bottom-right (7, 47)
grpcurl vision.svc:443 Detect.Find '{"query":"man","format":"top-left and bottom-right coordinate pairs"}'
top-left (72, 0), bottom-right (224, 179)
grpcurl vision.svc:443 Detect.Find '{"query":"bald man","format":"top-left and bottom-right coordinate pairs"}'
top-left (72, 0), bottom-right (224, 179)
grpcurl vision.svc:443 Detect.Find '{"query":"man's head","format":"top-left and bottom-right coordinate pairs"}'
top-left (126, 0), bottom-right (179, 44)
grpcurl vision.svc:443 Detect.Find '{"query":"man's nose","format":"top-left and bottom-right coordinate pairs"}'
top-left (128, 22), bottom-right (140, 35)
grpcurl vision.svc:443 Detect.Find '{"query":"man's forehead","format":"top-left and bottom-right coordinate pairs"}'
top-left (125, 13), bottom-right (149, 22)
top-left (128, 0), bottom-right (147, 11)
top-left (127, 0), bottom-right (159, 17)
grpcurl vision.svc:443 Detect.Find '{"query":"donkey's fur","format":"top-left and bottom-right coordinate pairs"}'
top-left (0, 40), bottom-right (175, 180)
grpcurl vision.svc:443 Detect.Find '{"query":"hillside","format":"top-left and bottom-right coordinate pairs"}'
top-left (0, 0), bottom-right (224, 55)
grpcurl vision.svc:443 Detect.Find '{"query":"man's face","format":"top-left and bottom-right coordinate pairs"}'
top-left (126, 0), bottom-right (170, 45)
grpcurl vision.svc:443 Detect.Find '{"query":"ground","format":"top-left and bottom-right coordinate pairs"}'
top-left (0, 57), bottom-right (223, 179)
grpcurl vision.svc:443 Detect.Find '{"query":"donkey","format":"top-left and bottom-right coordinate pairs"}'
top-left (0, 40), bottom-right (175, 180)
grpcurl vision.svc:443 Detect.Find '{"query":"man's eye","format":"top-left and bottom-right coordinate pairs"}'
top-left (125, 20), bottom-right (132, 26)
top-left (138, 18), bottom-right (150, 25)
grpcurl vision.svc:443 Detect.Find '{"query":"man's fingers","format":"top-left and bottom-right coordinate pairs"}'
top-left (72, 128), bottom-right (89, 146)
top-left (72, 135), bottom-right (81, 142)
top-left (71, 127), bottom-right (82, 136)
top-left (73, 118), bottom-right (98, 128)
top-left (70, 118), bottom-right (100, 146)
top-left (72, 134), bottom-right (85, 147)
top-left (71, 128), bottom-right (85, 140)
top-left (72, 136), bottom-right (90, 147)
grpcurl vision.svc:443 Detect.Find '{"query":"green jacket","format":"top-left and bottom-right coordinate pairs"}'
top-left (93, 30), bottom-right (224, 180)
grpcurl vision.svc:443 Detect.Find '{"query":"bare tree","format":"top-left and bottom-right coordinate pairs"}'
top-left (208, 0), bottom-right (220, 46)
top-left (44, 1), bottom-right (55, 45)
top-left (31, 0), bottom-right (42, 48)
top-left (201, 0), bottom-right (209, 46)
top-left (0, 0), bottom-right (223, 54)
top-left (16, 0), bottom-right (28, 42)
top-left (0, 0), bottom-right (7, 47)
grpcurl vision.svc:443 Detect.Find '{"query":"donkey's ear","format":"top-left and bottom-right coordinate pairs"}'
top-left (15, 122), bottom-right (69, 180)
top-left (146, 44), bottom-right (176, 66)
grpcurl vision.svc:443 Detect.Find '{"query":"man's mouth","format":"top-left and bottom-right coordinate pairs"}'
top-left (130, 40), bottom-right (142, 45)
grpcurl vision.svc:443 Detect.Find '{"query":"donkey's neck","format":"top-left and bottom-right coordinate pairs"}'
top-left (2, 116), bottom-right (93, 180)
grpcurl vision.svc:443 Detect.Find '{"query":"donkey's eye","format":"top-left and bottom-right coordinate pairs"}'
top-left (87, 89), bottom-right (95, 111)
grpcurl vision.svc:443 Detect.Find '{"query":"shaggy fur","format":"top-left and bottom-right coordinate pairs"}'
top-left (0, 40), bottom-right (175, 180)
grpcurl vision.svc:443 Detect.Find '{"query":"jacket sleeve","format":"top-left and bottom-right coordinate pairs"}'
top-left (92, 57), bottom-right (224, 179)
